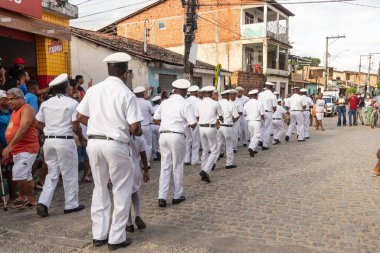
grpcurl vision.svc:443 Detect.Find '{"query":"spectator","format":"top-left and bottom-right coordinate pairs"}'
top-left (0, 57), bottom-right (6, 86)
top-left (75, 75), bottom-right (86, 97)
top-left (3, 88), bottom-right (40, 209)
top-left (363, 94), bottom-right (373, 126)
top-left (347, 93), bottom-right (360, 126)
top-left (25, 80), bottom-right (39, 113)
top-left (372, 149), bottom-right (380, 176)
top-left (315, 93), bottom-right (327, 131)
top-left (336, 92), bottom-right (347, 126)
top-left (356, 93), bottom-right (365, 125)
top-left (17, 70), bottom-right (28, 95)
top-left (8, 58), bottom-right (25, 80)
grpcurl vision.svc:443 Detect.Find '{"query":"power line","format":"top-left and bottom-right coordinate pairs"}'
top-left (198, 0), bottom-right (356, 6)
top-left (342, 1), bottom-right (380, 8)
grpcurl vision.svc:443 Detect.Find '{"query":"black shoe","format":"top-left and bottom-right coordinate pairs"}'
top-left (243, 144), bottom-right (247, 147)
top-left (158, 199), bottom-right (167, 208)
top-left (305, 137), bottom-right (310, 139)
top-left (153, 158), bottom-right (159, 161)
top-left (135, 216), bottom-right (146, 230)
top-left (93, 238), bottom-right (108, 247)
top-left (225, 165), bottom-right (237, 169)
top-left (185, 162), bottom-right (191, 165)
top-left (108, 239), bottom-right (132, 251)
top-left (258, 141), bottom-right (263, 147)
top-left (298, 140), bottom-right (306, 142)
top-left (125, 225), bottom-right (134, 233)
top-left (172, 196), bottom-right (186, 205)
top-left (219, 153), bottom-right (225, 159)
top-left (199, 170), bottom-right (211, 183)
top-left (248, 148), bottom-right (255, 157)
top-left (211, 163), bottom-right (216, 171)
top-left (156, 152), bottom-right (161, 161)
top-left (37, 203), bottom-right (49, 217)
top-left (273, 139), bottom-right (280, 145)
top-left (64, 204), bottom-right (85, 214)
top-left (262, 147), bottom-right (269, 151)
top-left (285, 136), bottom-right (289, 142)
top-left (253, 150), bottom-right (257, 154)
top-left (233, 150), bottom-right (237, 153)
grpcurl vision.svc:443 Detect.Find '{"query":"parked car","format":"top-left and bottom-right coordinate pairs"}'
top-left (323, 95), bottom-right (337, 116)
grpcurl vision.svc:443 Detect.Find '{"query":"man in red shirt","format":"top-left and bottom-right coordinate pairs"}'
top-left (347, 93), bottom-right (360, 126)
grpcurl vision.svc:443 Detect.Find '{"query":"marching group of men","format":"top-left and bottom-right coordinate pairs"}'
top-left (4, 52), bottom-right (316, 251)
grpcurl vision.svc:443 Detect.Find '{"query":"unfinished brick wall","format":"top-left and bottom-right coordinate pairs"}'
top-left (231, 71), bottom-right (264, 90)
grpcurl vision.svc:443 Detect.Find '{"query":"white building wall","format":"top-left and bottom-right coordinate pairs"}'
top-left (71, 36), bottom-right (148, 90)
top-left (266, 76), bottom-right (289, 95)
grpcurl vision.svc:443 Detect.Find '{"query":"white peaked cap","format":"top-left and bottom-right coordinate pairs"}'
top-left (49, 73), bottom-right (68, 87)
top-left (151, 95), bottom-right (161, 102)
top-left (292, 87), bottom-right (300, 90)
top-left (273, 91), bottom-right (280, 95)
top-left (201, 85), bottom-right (216, 92)
top-left (265, 82), bottom-right (275, 86)
top-left (188, 85), bottom-right (200, 92)
top-left (103, 52), bottom-right (131, 63)
top-left (220, 90), bottom-right (231, 95)
top-left (235, 86), bottom-right (244, 91)
top-left (133, 86), bottom-right (146, 93)
top-left (277, 99), bottom-right (282, 102)
top-left (300, 88), bottom-right (307, 92)
top-left (248, 89), bottom-right (259, 95)
top-left (172, 79), bottom-right (191, 89)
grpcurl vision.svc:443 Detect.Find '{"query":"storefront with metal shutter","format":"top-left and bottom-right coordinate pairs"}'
top-left (159, 74), bottom-right (177, 93)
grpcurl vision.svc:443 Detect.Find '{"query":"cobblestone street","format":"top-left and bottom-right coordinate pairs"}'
top-left (1, 117), bottom-right (380, 253)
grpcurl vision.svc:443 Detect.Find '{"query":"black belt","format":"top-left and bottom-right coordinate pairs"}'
top-left (272, 118), bottom-right (282, 120)
top-left (160, 130), bottom-right (185, 136)
top-left (199, 124), bottom-right (216, 127)
top-left (291, 110), bottom-right (301, 112)
top-left (88, 135), bottom-right (115, 141)
top-left (220, 124), bottom-right (234, 127)
top-left (265, 110), bottom-right (273, 113)
top-left (45, 136), bottom-right (74, 139)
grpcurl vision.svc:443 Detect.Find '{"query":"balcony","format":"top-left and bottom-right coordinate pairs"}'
top-left (42, 0), bottom-right (78, 19)
top-left (267, 68), bottom-right (289, 76)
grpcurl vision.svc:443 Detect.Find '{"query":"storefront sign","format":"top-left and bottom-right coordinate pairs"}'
top-left (0, 0), bottom-right (42, 19)
top-left (48, 41), bottom-right (63, 55)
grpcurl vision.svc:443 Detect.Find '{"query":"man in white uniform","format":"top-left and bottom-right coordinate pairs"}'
top-left (36, 73), bottom-right (85, 217)
top-left (236, 86), bottom-right (249, 147)
top-left (77, 52), bottom-right (143, 251)
top-left (285, 87), bottom-right (306, 142)
top-left (244, 89), bottom-right (264, 157)
top-left (151, 95), bottom-right (161, 161)
top-left (218, 90), bottom-right (239, 169)
top-left (185, 85), bottom-right (201, 165)
top-left (134, 86), bottom-right (155, 167)
top-left (271, 99), bottom-right (287, 145)
top-left (196, 86), bottom-right (223, 183)
top-left (300, 88), bottom-right (314, 139)
top-left (229, 90), bottom-right (243, 153)
top-left (258, 82), bottom-right (277, 150)
top-left (153, 79), bottom-right (197, 207)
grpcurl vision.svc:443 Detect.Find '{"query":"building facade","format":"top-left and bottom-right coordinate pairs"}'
top-left (0, 0), bottom-right (77, 88)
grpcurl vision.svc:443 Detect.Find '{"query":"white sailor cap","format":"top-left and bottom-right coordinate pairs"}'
top-left (273, 91), bottom-right (280, 95)
top-left (103, 52), bottom-right (131, 63)
top-left (0, 90), bottom-right (7, 98)
top-left (49, 73), bottom-right (68, 87)
top-left (201, 86), bottom-right (216, 92)
top-left (235, 86), bottom-right (244, 91)
top-left (133, 86), bottom-right (146, 94)
top-left (197, 89), bottom-right (204, 93)
top-left (248, 89), bottom-right (259, 95)
top-left (300, 88), bottom-right (308, 93)
top-left (277, 99), bottom-right (282, 103)
top-left (151, 95), bottom-right (161, 102)
top-left (188, 85), bottom-right (200, 92)
top-left (291, 86), bottom-right (300, 90)
top-left (220, 90), bottom-right (231, 95)
top-left (172, 79), bottom-right (191, 89)
top-left (265, 82), bottom-right (275, 86)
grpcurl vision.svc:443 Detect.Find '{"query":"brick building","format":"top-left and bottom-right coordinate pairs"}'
top-left (100, 0), bottom-right (294, 95)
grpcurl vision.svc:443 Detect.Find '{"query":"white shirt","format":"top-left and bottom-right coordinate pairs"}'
top-left (187, 95), bottom-right (201, 111)
top-left (137, 98), bottom-right (154, 126)
top-left (288, 93), bottom-right (306, 111)
top-left (77, 76), bottom-right (143, 143)
top-left (238, 95), bottom-right (250, 106)
top-left (302, 95), bottom-right (314, 111)
top-left (219, 99), bottom-right (239, 125)
top-left (258, 90), bottom-right (277, 112)
top-left (231, 99), bottom-right (243, 114)
top-left (243, 99), bottom-right (264, 121)
top-left (273, 105), bottom-right (287, 119)
top-left (316, 99), bottom-right (326, 113)
top-left (153, 94), bottom-right (197, 133)
top-left (36, 95), bottom-right (78, 136)
top-left (195, 97), bottom-right (223, 124)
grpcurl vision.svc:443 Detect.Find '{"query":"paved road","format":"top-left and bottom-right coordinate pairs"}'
top-left (1, 117), bottom-right (380, 253)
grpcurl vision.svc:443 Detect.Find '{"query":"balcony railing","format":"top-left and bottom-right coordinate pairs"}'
top-left (241, 22), bottom-right (289, 44)
top-left (267, 68), bottom-right (289, 76)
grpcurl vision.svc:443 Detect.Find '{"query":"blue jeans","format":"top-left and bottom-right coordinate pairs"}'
top-left (348, 109), bottom-right (357, 125)
top-left (337, 106), bottom-right (346, 126)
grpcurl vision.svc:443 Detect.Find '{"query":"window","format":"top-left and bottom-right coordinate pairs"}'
top-left (245, 12), bottom-right (254, 25)
top-left (158, 21), bottom-right (166, 30)
top-left (258, 18), bottom-right (263, 23)
top-left (192, 77), bottom-right (202, 87)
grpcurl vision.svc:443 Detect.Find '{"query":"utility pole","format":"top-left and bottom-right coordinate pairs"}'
top-left (143, 19), bottom-right (149, 54)
top-left (182, 0), bottom-right (197, 82)
top-left (324, 35), bottom-right (345, 90)
top-left (365, 53), bottom-right (380, 94)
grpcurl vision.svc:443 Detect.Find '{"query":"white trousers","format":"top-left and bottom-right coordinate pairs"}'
top-left (232, 119), bottom-right (240, 150)
top-left (260, 112), bottom-right (273, 147)
top-left (150, 124), bottom-right (160, 158)
top-left (239, 116), bottom-right (248, 145)
top-left (141, 125), bottom-right (152, 164)
top-left (87, 139), bottom-right (134, 244)
top-left (248, 121), bottom-right (261, 151)
top-left (158, 133), bottom-right (186, 199)
top-left (287, 111), bottom-right (305, 140)
top-left (39, 139), bottom-right (79, 210)
top-left (271, 120), bottom-right (284, 143)
top-left (200, 127), bottom-right (218, 173)
top-left (217, 126), bottom-right (234, 166)
top-left (303, 111), bottom-right (311, 138)
top-left (185, 125), bottom-right (200, 165)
